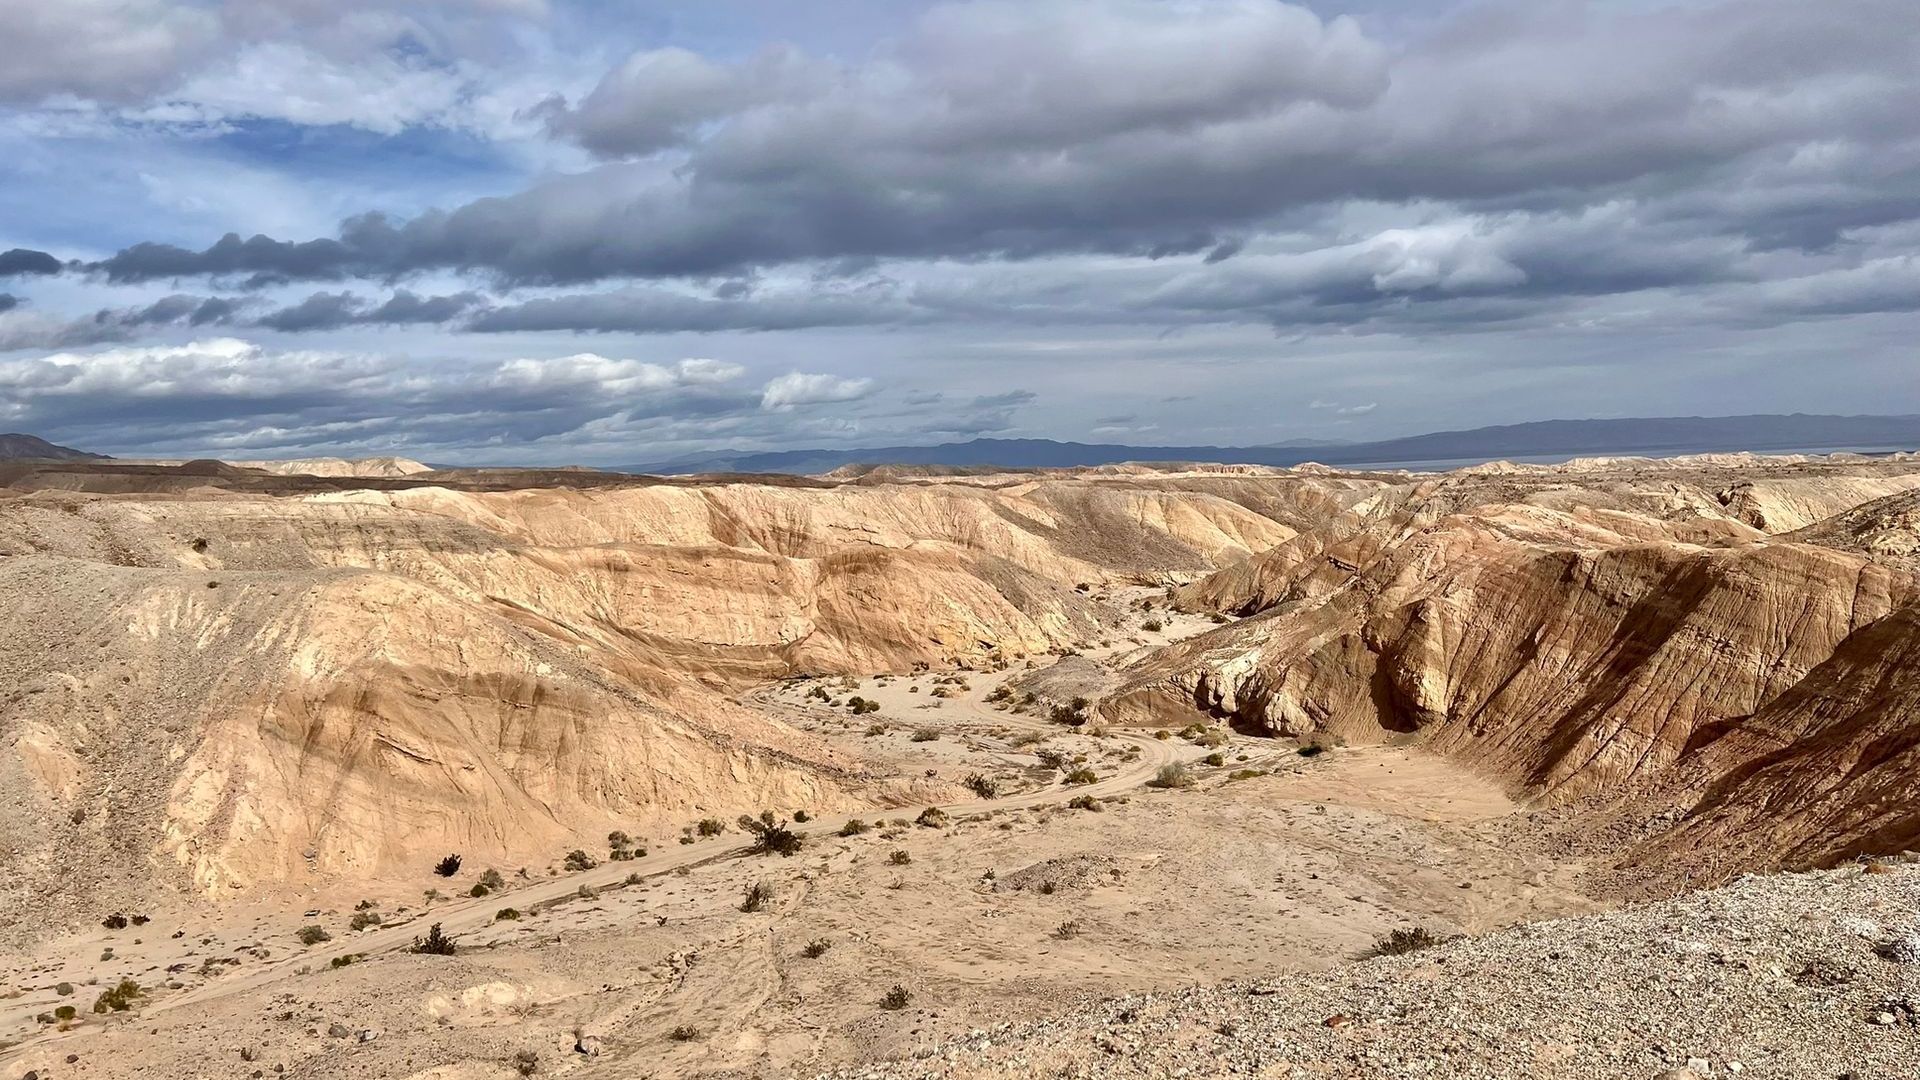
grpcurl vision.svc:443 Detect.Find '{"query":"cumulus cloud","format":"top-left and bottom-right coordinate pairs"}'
top-left (760, 372), bottom-right (876, 410)
top-left (74, 0), bottom-right (1920, 291)
top-left (0, 249), bottom-right (63, 277)
top-left (0, 337), bottom-right (878, 462)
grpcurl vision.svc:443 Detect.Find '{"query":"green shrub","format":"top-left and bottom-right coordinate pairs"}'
top-left (91, 979), bottom-right (142, 1013)
top-left (53, 1005), bottom-right (76, 1022)
top-left (1365, 926), bottom-right (1445, 957)
top-left (296, 925), bottom-right (331, 946)
top-left (411, 923), bottom-right (456, 955)
top-left (793, 809), bottom-right (811, 823)
top-left (1147, 763), bottom-right (1194, 789)
top-left (564, 849), bottom-right (597, 872)
top-left (739, 811), bottom-right (804, 857)
top-left (696, 818), bottom-right (727, 837)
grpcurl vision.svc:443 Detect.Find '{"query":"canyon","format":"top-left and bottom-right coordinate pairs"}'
top-left (0, 451), bottom-right (1917, 1078)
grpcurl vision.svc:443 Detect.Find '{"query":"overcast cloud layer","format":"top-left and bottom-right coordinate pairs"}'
top-left (1, 0), bottom-right (1917, 464)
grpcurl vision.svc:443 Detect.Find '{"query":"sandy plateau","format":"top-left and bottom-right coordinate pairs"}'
top-left (0, 452), bottom-right (1918, 1078)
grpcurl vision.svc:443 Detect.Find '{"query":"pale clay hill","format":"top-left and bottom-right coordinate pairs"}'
top-left (1, 452), bottom-right (1919, 1078)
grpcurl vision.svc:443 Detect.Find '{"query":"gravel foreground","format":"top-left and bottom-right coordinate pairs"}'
top-left (829, 864), bottom-right (1920, 1080)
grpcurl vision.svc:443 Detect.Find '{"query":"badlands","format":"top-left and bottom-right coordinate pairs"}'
top-left (0, 452), bottom-right (1918, 1078)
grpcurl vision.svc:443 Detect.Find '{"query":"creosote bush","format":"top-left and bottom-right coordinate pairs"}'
top-left (1066, 794), bottom-right (1101, 811)
top-left (879, 985), bottom-right (912, 1010)
top-left (434, 854), bottom-right (463, 877)
top-left (801, 938), bottom-right (832, 958)
top-left (739, 810), bottom-right (804, 856)
top-left (412, 923), bottom-right (457, 955)
top-left (915, 807), bottom-right (948, 828)
top-left (1366, 926), bottom-right (1444, 957)
top-left (1063, 767), bottom-right (1099, 786)
top-left (349, 911), bottom-right (382, 931)
top-left (839, 818), bottom-right (870, 837)
top-left (91, 979), bottom-right (142, 1014)
top-left (740, 881), bottom-right (773, 913)
top-left (495, 908), bottom-right (522, 921)
top-left (888, 849), bottom-right (912, 865)
top-left (1146, 763), bottom-right (1194, 789)
top-left (962, 773), bottom-right (999, 799)
top-left (696, 818), bottom-right (727, 837)
top-left (670, 1024), bottom-right (701, 1042)
top-left (564, 849), bottom-right (597, 872)
top-left (296, 925), bottom-right (331, 946)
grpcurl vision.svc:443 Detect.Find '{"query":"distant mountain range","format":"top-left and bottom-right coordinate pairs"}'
top-left (0, 433), bottom-right (108, 462)
top-left (629, 414), bottom-right (1920, 475)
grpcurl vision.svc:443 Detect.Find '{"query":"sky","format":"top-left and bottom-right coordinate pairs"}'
top-left (0, 0), bottom-right (1917, 465)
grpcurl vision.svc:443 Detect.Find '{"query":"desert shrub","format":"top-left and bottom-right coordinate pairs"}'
top-left (54, 1005), bottom-right (76, 1022)
top-left (793, 809), bottom-right (811, 823)
top-left (296, 925), bottom-right (331, 946)
top-left (846, 696), bottom-right (881, 715)
top-left (670, 1024), bottom-right (701, 1042)
top-left (1203, 752), bottom-right (1226, 767)
top-left (802, 938), bottom-right (832, 958)
top-left (985, 685), bottom-right (1012, 702)
top-left (608, 830), bottom-right (632, 848)
top-left (696, 818), bottom-right (727, 837)
top-left (889, 849), bottom-right (912, 865)
top-left (577, 884), bottom-right (597, 899)
top-left (91, 979), bottom-right (142, 1013)
top-left (807, 685), bottom-right (831, 702)
top-left (1063, 767), bottom-right (1099, 785)
top-left (1053, 920), bottom-right (1082, 939)
top-left (1048, 702), bottom-right (1088, 726)
top-left (355, 898), bottom-right (376, 910)
top-left (434, 854), bottom-right (463, 877)
top-left (963, 773), bottom-right (1000, 799)
top-left (915, 807), bottom-right (949, 828)
top-left (1366, 927), bottom-right (1444, 958)
top-left (740, 881), bottom-right (774, 913)
top-left (469, 882), bottom-right (491, 897)
top-left (879, 985), bottom-right (912, 1010)
top-left (738, 811), bottom-right (804, 856)
top-left (1066, 794), bottom-right (1101, 811)
top-left (909, 728), bottom-right (939, 742)
top-left (1141, 619), bottom-right (1163, 632)
top-left (101, 913), bottom-right (128, 930)
top-left (564, 849), bottom-right (597, 872)
top-left (348, 911), bottom-right (382, 931)
top-left (329, 953), bottom-right (363, 969)
top-left (480, 868), bottom-right (506, 891)
top-left (1147, 763), bottom-right (1194, 789)
top-left (511, 1048), bottom-right (540, 1075)
top-left (1192, 729), bottom-right (1228, 748)
top-left (1227, 769), bottom-right (1267, 781)
top-left (411, 923), bottom-right (457, 955)
top-left (840, 818), bottom-right (870, 836)
top-left (495, 908), bottom-right (521, 921)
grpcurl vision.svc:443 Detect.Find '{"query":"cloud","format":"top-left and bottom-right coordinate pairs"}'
top-left (760, 372), bottom-right (876, 410)
top-left (0, 0), bottom-right (220, 105)
top-left (0, 337), bottom-right (878, 462)
top-left (0, 249), bottom-right (63, 277)
top-left (74, 0), bottom-right (1920, 290)
top-left (254, 289), bottom-right (483, 331)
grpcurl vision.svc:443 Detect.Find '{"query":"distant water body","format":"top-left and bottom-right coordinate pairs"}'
top-left (1337, 444), bottom-right (1917, 474)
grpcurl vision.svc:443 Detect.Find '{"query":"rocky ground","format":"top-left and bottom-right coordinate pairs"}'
top-left (835, 862), bottom-right (1920, 1080)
